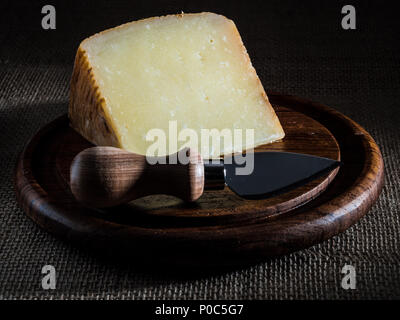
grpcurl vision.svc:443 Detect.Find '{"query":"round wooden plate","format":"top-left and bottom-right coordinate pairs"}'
top-left (14, 94), bottom-right (384, 267)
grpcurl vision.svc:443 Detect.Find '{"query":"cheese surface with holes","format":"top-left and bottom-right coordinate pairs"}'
top-left (69, 12), bottom-right (284, 158)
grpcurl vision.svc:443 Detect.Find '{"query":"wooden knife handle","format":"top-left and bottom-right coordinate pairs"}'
top-left (70, 147), bottom-right (204, 208)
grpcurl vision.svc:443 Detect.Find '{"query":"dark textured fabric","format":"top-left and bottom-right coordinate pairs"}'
top-left (1, 0), bottom-right (399, 299)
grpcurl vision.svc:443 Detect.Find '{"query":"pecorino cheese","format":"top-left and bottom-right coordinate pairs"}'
top-left (69, 12), bottom-right (284, 158)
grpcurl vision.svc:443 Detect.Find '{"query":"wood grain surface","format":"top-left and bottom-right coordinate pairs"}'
top-left (14, 94), bottom-right (384, 267)
top-left (56, 106), bottom-right (340, 223)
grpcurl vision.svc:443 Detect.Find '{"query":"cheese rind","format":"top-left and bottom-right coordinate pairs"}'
top-left (69, 12), bottom-right (284, 158)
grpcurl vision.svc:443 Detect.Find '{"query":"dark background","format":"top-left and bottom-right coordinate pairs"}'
top-left (1, 0), bottom-right (399, 299)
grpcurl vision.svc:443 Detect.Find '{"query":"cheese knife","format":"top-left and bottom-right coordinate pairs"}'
top-left (70, 147), bottom-right (340, 207)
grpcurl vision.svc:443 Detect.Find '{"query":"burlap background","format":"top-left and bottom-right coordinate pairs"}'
top-left (1, 0), bottom-right (399, 299)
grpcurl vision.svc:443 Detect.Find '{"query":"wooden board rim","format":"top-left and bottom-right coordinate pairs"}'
top-left (14, 94), bottom-right (384, 266)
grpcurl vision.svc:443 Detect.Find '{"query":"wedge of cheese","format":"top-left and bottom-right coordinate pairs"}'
top-left (69, 12), bottom-right (284, 158)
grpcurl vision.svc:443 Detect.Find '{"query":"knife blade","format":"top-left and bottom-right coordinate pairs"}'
top-left (204, 152), bottom-right (341, 199)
